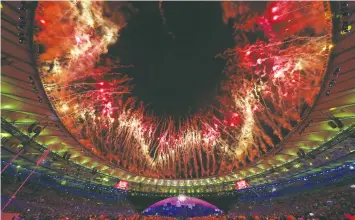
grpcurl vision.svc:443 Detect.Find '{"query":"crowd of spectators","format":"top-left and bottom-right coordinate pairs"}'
top-left (2, 172), bottom-right (354, 220)
top-left (1, 173), bottom-right (134, 217)
top-left (4, 187), bottom-right (354, 220)
top-left (227, 188), bottom-right (355, 219)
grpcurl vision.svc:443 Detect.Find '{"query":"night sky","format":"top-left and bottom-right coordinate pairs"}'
top-left (109, 2), bottom-right (234, 118)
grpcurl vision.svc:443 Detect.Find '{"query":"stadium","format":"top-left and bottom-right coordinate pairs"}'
top-left (1, 1), bottom-right (354, 219)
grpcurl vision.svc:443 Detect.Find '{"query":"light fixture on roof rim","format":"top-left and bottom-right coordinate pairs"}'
top-left (332, 68), bottom-right (340, 77)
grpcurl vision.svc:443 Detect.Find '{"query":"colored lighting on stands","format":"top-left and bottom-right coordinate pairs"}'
top-left (114, 180), bottom-right (129, 190)
top-left (1, 160), bottom-right (354, 195)
top-left (235, 180), bottom-right (250, 190)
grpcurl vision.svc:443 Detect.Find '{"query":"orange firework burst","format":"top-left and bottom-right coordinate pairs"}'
top-left (35, 1), bottom-right (332, 179)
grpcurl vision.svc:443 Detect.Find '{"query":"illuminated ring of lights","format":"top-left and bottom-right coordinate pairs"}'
top-left (34, 1), bottom-right (332, 185)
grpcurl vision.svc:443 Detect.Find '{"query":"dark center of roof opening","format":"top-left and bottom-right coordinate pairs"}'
top-left (109, 2), bottom-right (234, 117)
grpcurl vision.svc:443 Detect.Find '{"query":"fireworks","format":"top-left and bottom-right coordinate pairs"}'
top-left (35, 1), bottom-right (332, 179)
